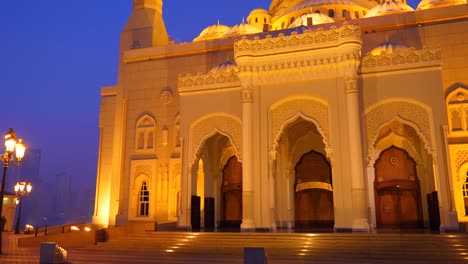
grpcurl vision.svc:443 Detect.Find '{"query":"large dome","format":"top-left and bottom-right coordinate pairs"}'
top-left (364, 0), bottom-right (414, 18)
top-left (223, 22), bottom-right (262, 38)
top-left (288, 12), bottom-right (335, 28)
top-left (193, 23), bottom-right (231, 42)
top-left (417, 0), bottom-right (467, 10)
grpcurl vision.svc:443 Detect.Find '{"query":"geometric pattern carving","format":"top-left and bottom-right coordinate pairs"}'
top-left (361, 48), bottom-right (441, 73)
top-left (134, 164), bottom-right (152, 178)
top-left (366, 100), bottom-right (433, 153)
top-left (190, 114), bottom-right (242, 167)
top-left (178, 71), bottom-right (240, 92)
top-left (234, 23), bottom-right (361, 56)
top-left (271, 97), bottom-right (329, 150)
top-left (455, 149), bottom-right (468, 172)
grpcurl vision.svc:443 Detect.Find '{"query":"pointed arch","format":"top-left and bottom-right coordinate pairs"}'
top-left (270, 94), bottom-right (330, 154)
top-left (366, 98), bottom-right (435, 163)
top-left (189, 113), bottom-right (241, 168)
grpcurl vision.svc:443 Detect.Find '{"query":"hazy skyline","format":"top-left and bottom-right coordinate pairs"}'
top-left (1, 0), bottom-right (420, 192)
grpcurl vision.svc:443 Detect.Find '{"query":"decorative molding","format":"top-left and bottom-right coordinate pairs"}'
top-left (160, 88), bottom-right (173, 104)
top-left (361, 48), bottom-right (442, 73)
top-left (271, 97), bottom-right (330, 151)
top-left (178, 71), bottom-right (240, 93)
top-left (234, 23), bottom-right (361, 56)
top-left (190, 114), bottom-right (242, 167)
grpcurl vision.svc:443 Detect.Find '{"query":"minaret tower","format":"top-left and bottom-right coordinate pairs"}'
top-left (121, 0), bottom-right (169, 50)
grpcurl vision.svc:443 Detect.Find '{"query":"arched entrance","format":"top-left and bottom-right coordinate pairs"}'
top-left (220, 156), bottom-right (242, 230)
top-left (374, 146), bottom-right (423, 229)
top-left (294, 150), bottom-right (334, 231)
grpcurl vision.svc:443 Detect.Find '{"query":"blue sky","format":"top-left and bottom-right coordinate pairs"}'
top-left (0, 0), bottom-right (420, 190)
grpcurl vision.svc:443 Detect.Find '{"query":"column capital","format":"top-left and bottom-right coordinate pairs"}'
top-left (345, 75), bottom-right (358, 94)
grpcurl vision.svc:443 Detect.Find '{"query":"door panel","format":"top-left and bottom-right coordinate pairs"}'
top-left (221, 156), bottom-right (242, 228)
top-left (294, 150), bottom-right (334, 230)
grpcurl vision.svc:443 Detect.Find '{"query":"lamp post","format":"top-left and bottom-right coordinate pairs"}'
top-left (0, 128), bottom-right (26, 254)
top-left (14, 181), bottom-right (32, 234)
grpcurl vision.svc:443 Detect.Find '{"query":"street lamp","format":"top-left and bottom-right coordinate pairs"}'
top-left (14, 181), bottom-right (32, 234)
top-left (0, 128), bottom-right (26, 254)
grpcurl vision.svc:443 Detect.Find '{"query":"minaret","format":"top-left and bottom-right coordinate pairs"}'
top-left (121, 0), bottom-right (169, 50)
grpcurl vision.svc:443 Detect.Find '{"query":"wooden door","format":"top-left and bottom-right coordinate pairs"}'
top-left (374, 146), bottom-right (423, 229)
top-left (221, 156), bottom-right (242, 229)
top-left (294, 150), bottom-right (334, 231)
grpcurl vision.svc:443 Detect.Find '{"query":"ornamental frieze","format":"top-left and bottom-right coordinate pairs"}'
top-left (234, 23), bottom-right (361, 56)
top-left (178, 71), bottom-right (240, 92)
top-left (361, 48), bottom-right (441, 73)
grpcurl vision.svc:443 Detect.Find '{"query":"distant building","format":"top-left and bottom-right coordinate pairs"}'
top-left (93, 0), bottom-right (468, 233)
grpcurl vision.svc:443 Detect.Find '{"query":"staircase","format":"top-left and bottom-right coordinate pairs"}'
top-left (80, 231), bottom-right (468, 263)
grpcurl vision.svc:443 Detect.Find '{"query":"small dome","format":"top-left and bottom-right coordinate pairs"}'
top-left (417, 0), bottom-right (467, 10)
top-left (289, 12), bottom-right (335, 28)
top-left (368, 41), bottom-right (408, 55)
top-left (364, 0), bottom-right (414, 18)
top-left (223, 21), bottom-right (262, 38)
top-left (249, 8), bottom-right (270, 16)
top-left (209, 61), bottom-right (239, 74)
top-left (193, 23), bottom-right (231, 42)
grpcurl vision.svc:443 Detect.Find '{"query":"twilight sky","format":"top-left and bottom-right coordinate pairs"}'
top-left (0, 0), bottom-right (420, 191)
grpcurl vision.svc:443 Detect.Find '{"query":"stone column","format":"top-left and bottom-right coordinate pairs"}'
top-left (345, 75), bottom-right (369, 231)
top-left (269, 150), bottom-right (277, 230)
top-left (241, 86), bottom-right (256, 230)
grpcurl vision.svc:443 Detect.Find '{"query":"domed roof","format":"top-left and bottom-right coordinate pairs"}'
top-left (417, 0), bottom-right (467, 10)
top-left (364, 0), bottom-right (414, 18)
top-left (292, 0), bottom-right (362, 10)
top-left (288, 12), bottom-right (335, 28)
top-left (249, 8), bottom-right (270, 15)
top-left (368, 41), bottom-right (408, 55)
top-left (223, 21), bottom-right (262, 38)
top-left (193, 22), bottom-right (231, 42)
top-left (209, 61), bottom-right (239, 74)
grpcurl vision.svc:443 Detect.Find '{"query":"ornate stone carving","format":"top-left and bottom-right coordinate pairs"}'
top-left (242, 87), bottom-right (253, 102)
top-left (178, 71), bottom-right (240, 93)
top-left (271, 97), bottom-right (329, 150)
top-left (234, 23), bottom-right (361, 55)
top-left (361, 48), bottom-right (441, 73)
top-left (134, 164), bottom-right (152, 178)
top-left (455, 150), bottom-right (468, 173)
top-left (366, 100), bottom-right (433, 163)
top-left (190, 114), bottom-right (242, 167)
top-left (160, 88), bottom-right (173, 104)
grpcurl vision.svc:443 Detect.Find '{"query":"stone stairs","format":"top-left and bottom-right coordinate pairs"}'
top-left (81, 231), bottom-right (468, 263)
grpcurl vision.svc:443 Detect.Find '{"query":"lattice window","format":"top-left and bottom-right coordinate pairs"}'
top-left (446, 88), bottom-right (468, 136)
top-left (139, 181), bottom-right (150, 216)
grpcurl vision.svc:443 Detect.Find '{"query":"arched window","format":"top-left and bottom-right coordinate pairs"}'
top-left (315, 10), bottom-right (320, 14)
top-left (281, 21), bottom-right (285, 29)
top-left (463, 174), bottom-right (468, 215)
top-left (328, 9), bottom-right (335, 17)
top-left (290, 17), bottom-right (295, 24)
top-left (355, 11), bottom-right (359, 18)
top-left (255, 17), bottom-right (258, 23)
top-left (342, 9), bottom-right (349, 18)
top-left (451, 109), bottom-right (462, 131)
top-left (139, 181), bottom-right (150, 216)
top-left (135, 114), bottom-right (156, 151)
top-left (264, 18), bottom-right (266, 23)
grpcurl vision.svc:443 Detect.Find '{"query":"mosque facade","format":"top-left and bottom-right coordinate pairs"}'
top-left (92, 0), bottom-right (468, 232)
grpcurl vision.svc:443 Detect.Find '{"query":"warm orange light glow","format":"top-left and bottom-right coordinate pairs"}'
top-left (84, 227), bottom-right (91, 232)
top-left (15, 139), bottom-right (26, 161)
top-left (71, 226), bottom-right (80, 231)
top-left (5, 129), bottom-right (17, 153)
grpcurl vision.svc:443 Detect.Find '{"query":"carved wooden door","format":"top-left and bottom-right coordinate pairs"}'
top-left (374, 146), bottom-right (423, 229)
top-left (294, 150), bottom-right (334, 230)
top-left (221, 156), bottom-right (242, 228)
